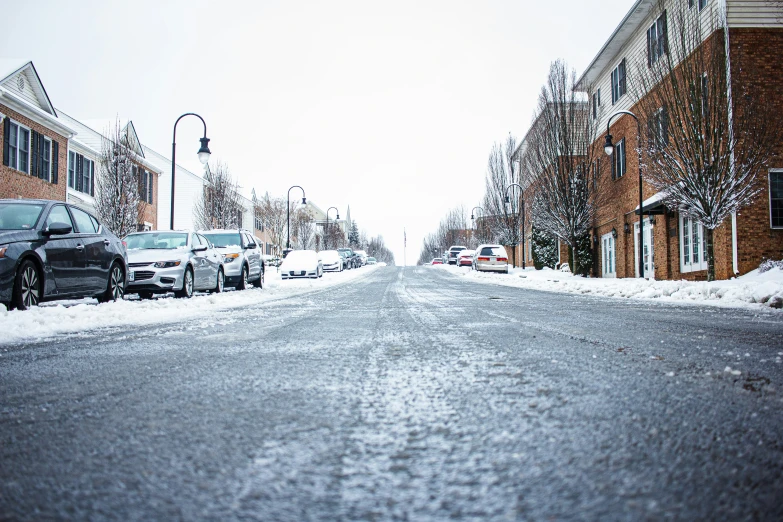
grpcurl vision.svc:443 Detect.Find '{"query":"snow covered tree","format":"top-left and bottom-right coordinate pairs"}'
top-left (483, 134), bottom-right (523, 266)
top-left (255, 192), bottom-right (287, 254)
top-left (348, 221), bottom-right (361, 248)
top-left (366, 235), bottom-right (395, 265)
top-left (293, 209), bottom-right (315, 250)
top-left (193, 161), bottom-right (244, 230)
top-left (531, 224), bottom-right (558, 270)
top-left (94, 120), bottom-right (146, 238)
top-left (522, 60), bottom-right (602, 276)
top-left (630, 2), bottom-right (780, 280)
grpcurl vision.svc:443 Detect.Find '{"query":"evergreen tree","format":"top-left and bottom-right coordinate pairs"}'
top-left (348, 221), bottom-right (360, 248)
top-left (531, 225), bottom-right (558, 270)
top-left (566, 232), bottom-right (593, 276)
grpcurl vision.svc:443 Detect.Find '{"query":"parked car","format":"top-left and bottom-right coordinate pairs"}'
top-left (447, 245), bottom-right (467, 265)
top-left (319, 249), bottom-right (344, 272)
top-left (200, 229), bottom-right (264, 290)
top-left (124, 231), bottom-right (224, 299)
top-left (473, 244), bottom-right (509, 273)
top-left (337, 249), bottom-right (353, 269)
top-left (0, 199), bottom-right (127, 310)
top-left (431, 258), bottom-right (444, 265)
top-left (366, 257), bottom-right (377, 265)
top-left (280, 249), bottom-right (323, 279)
top-left (457, 249), bottom-right (475, 267)
top-left (354, 249), bottom-right (368, 266)
top-left (337, 248), bottom-right (359, 269)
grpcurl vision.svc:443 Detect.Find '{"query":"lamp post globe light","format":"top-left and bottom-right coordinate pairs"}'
top-left (325, 206), bottom-right (339, 250)
top-left (171, 113), bottom-right (211, 230)
top-left (286, 185), bottom-right (307, 251)
top-left (604, 110), bottom-right (645, 279)
top-left (504, 183), bottom-right (526, 269)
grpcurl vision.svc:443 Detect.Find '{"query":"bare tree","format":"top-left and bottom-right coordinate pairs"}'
top-left (483, 135), bottom-right (523, 266)
top-left (630, 2), bottom-right (780, 280)
top-left (193, 161), bottom-right (244, 230)
top-left (293, 209), bottom-right (316, 250)
top-left (366, 235), bottom-right (395, 265)
top-left (322, 221), bottom-right (346, 249)
top-left (255, 192), bottom-right (288, 253)
top-left (94, 119), bottom-right (146, 238)
top-left (522, 60), bottom-right (601, 275)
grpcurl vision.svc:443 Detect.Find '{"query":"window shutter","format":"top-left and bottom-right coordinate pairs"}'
top-left (76, 154), bottom-right (84, 192)
top-left (646, 28), bottom-right (652, 68)
top-left (90, 161), bottom-right (94, 196)
top-left (620, 59), bottom-right (626, 94)
top-left (148, 171), bottom-right (153, 204)
top-left (140, 168), bottom-right (147, 201)
top-left (2, 116), bottom-right (9, 166)
top-left (611, 148), bottom-right (616, 179)
top-left (52, 140), bottom-right (59, 184)
top-left (31, 130), bottom-right (39, 178)
top-left (662, 106), bottom-right (669, 146)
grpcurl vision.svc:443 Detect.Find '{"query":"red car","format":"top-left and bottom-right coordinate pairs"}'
top-left (431, 258), bottom-right (444, 265)
top-left (457, 250), bottom-right (475, 267)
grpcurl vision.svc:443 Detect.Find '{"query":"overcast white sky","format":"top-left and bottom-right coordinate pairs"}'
top-left (3, 0), bottom-right (632, 265)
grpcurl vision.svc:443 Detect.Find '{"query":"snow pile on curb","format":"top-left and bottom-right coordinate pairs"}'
top-left (442, 264), bottom-right (783, 310)
top-left (0, 265), bottom-right (379, 346)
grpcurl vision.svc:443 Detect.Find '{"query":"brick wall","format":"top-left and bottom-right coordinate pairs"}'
top-left (0, 103), bottom-right (67, 201)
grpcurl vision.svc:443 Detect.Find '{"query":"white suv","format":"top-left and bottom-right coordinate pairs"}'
top-left (200, 229), bottom-right (264, 289)
top-left (447, 245), bottom-right (467, 265)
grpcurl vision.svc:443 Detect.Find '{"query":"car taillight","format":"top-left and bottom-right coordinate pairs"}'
top-left (121, 241), bottom-right (127, 249)
top-left (477, 257), bottom-right (490, 261)
top-left (497, 257), bottom-right (508, 262)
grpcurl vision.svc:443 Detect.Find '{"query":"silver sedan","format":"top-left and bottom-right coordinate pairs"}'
top-left (123, 231), bottom-right (225, 299)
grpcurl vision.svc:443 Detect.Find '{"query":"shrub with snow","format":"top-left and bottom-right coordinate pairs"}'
top-left (759, 259), bottom-right (783, 274)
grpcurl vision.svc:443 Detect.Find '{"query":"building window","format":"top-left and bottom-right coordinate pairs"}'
top-left (602, 233), bottom-right (616, 277)
top-left (699, 0), bottom-right (708, 10)
top-left (6, 121), bottom-right (30, 173)
top-left (647, 11), bottom-right (668, 67)
top-left (771, 170), bottom-right (783, 228)
top-left (611, 59), bottom-right (627, 104)
top-left (68, 151), bottom-right (94, 196)
top-left (680, 216), bottom-right (708, 272)
top-left (611, 138), bottom-right (626, 180)
top-left (592, 89), bottom-right (601, 119)
top-left (648, 106), bottom-right (669, 150)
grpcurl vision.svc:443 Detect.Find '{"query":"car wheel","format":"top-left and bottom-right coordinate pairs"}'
top-left (237, 265), bottom-right (248, 290)
top-left (175, 267), bottom-right (194, 298)
top-left (12, 259), bottom-right (41, 310)
top-left (97, 262), bottom-right (125, 303)
top-left (139, 291), bottom-right (154, 300)
top-left (252, 268), bottom-right (264, 289)
top-left (213, 268), bottom-right (225, 293)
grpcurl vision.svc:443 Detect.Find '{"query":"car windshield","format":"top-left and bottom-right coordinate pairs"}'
top-left (202, 233), bottom-right (241, 248)
top-left (479, 246), bottom-right (505, 256)
top-left (0, 203), bottom-right (45, 230)
top-left (125, 232), bottom-right (189, 250)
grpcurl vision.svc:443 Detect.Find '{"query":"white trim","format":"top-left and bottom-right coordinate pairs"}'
top-left (0, 87), bottom-right (74, 138)
top-left (6, 118), bottom-right (31, 174)
top-left (679, 215), bottom-right (708, 273)
top-left (634, 218), bottom-right (655, 278)
top-left (42, 135), bottom-right (52, 183)
top-left (771, 169), bottom-right (783, 229)
top-left (601, 232), bottom-right (617, 278)
top-left (731, 212), bottom-right (738, 275)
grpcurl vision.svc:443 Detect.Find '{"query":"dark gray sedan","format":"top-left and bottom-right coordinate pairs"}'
top-left (0, 199), bottom-right (127, 310)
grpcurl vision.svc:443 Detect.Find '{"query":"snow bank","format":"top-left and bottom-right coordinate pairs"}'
top-left (440, 264), bottom-right (783, 310)
top-left (0, 265), bottom-right (379, 346)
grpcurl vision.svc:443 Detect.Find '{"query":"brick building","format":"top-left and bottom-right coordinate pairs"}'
top-left (1, 61), bottom-right (73, 202)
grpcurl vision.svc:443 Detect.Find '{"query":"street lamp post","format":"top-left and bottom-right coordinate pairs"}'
top-left (171, 113), bottom-right (211, 230)
top-left (604, 110), bottom-right (645, 278)
top-left (470, 206), bottom-right (484, 245)
top-left (286, 185), bottom-right (306, 250)
top-left (504, 183), bottom-right (525, 269)
top-left (325, 206), bottom-right (340, 250)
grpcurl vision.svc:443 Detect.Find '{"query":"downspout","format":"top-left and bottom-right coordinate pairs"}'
top-left (721, 0), bottom-right (739, 276)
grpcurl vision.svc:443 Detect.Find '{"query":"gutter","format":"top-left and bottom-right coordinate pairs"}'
top-left (0, 87), bottom-right (75, 138)
top-left (720, 0), bottom-right (739, 276)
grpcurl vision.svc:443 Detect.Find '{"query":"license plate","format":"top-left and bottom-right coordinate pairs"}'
top-left (129, 270), bottom-right (135, 282)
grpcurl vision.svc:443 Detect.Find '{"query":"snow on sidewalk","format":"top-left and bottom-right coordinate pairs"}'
top-left (0, 265), bottom-right (379, 346)
top-left (440, 264), bottom-right (783, 310)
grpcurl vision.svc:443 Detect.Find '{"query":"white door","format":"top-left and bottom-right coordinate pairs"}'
top-left (634, 218), bottom-right (654, 278)
top-left (601, 233), bottom-right (616, 278)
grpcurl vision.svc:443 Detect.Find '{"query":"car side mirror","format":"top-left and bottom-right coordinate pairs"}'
top-left (192, 245), bottom-right (208, 252)
top-left (43, 222), bottom-right (73, 236)
top-left (246, 242), bottom-right (257, 249)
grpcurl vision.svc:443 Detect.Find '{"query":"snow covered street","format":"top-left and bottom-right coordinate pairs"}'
top-left (2, 266), bottom-right (782, 520)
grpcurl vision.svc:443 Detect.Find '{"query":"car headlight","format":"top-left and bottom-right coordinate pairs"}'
top-left (154, 260), bottom-right (181, 268)
top-left (223, 253), bottom-right (239, 263)
top-left (0, 245), bottom-right (7, 258)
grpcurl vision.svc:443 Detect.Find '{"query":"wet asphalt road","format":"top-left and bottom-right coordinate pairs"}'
top-left (2, 266), bottom-right (783, 521)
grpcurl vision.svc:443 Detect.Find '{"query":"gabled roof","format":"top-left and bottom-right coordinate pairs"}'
top-left (575, 0), bottom-right (657, 91)
top-left (0, 60), bottom-right (57, 116)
